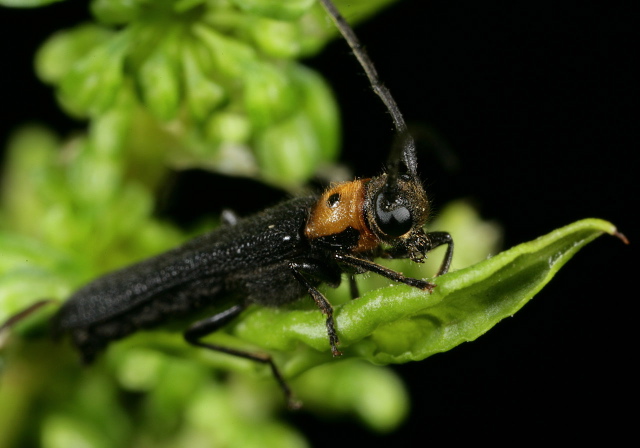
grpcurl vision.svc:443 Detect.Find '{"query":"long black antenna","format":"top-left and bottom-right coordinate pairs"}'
top-left (318, 0), bottom-right (418, 180)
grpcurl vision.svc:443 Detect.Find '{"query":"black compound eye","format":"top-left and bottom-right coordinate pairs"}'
top-left (375, 193), bottom-right (412, 237)
top-left (327, 193), bottom-right (341, 208)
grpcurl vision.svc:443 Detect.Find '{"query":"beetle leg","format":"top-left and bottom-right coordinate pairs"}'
top-left (334, 253), bottom-right (436, 292)
top-left (377, 231), bottom-right (454, 277)
top-left (425, 231), bottom-right (454, 276)
top-left (184, 304), bottom-right (300, 410)
top-left (289, 262), bottom-right (342, 357)
top-left (376, 245), bottom-right (410, 259)
top-left (0, 299), bottom-right (56, 349)
top-left (348, 275), bottom-right (360, 299)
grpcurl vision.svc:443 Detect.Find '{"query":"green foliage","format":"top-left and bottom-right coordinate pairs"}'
top-left (30, 0), bottom-right (395, 189)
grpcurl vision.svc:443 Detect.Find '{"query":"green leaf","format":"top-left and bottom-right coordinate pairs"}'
top-left (227, 218), bottom-right (622, 376)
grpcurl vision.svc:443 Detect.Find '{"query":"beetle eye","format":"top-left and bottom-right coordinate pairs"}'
top-left (375, 192), bottom-right (412, 237)
top-left (327, 193), bottom-right (341, 208)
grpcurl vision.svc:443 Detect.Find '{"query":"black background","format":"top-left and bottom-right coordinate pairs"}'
top-left (1, 0), bottom-right (636, 441)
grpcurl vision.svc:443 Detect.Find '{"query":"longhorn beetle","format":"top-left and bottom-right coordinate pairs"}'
top-left (48, 0), bottom-right (454, 409)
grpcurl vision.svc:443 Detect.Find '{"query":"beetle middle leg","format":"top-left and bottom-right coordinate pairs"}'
top-left (184, 304), bottom-right (300, 409)
top-left (289, 261), bottom-right (342, 357)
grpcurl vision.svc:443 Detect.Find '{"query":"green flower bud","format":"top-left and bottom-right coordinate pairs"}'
top-left (90, 0), bottom-right (140, 25)
top-left (193, 24), bottom-right (258, 79)
top-left (112, 347), bottom-right (168, 392)
top-left (254, 112), bottom-right (320, 186)
top-left (289, 64), bottom-right (339, 162)
top-left (244, 63), bottom-right (297, 129)
top-left (295, 361), bottom-right (408, 432)
top-left (58, 34), bottom-right (128, 117)
top-left (183, 43), bottom-right (226, 121)
top-left (249, 17), bottom-right (302, 59)
top-left (35, 24), bottom-right (113, 84)
top-left (137, 33), bottom-right (182, 121)
top-left (1, 127), bottom-right (64, 234)
top-left (231, 0), bottom-right (315, 21)
top-left (67, 139), bottom-right (122, 206)
top-left (173, 0), bottom-right (207, 13)
top-left (88, 106), bottom-right (131, 157)
top-left (205, 112), bottom-right (251, 144)
top-left (97, 183), bottom-right (154, 249)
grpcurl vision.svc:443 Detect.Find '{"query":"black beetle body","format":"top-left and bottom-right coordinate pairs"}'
top-left (53, 197), bottom-right (318, 362)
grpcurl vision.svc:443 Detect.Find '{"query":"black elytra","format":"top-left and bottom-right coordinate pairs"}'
top-left (48, 0), bottom-right (455, 409)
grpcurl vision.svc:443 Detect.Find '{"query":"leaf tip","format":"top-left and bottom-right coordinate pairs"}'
top-left (612, 229), bottom-right (630, 245)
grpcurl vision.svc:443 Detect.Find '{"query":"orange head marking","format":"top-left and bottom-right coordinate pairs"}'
top-left (305, 180), bottom-right (379, 252)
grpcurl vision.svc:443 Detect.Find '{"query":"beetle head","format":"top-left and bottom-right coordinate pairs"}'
top-left (364, 133), bottom-right (431, 261)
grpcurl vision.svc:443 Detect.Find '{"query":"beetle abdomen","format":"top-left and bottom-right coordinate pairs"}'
top-left (52, 197), bottom-right (317, 361)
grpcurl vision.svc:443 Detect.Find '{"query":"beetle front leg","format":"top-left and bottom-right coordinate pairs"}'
top-left (334, 253), bottom-right (436, 292)
top-left (426, 231), bottom-right (454, 276)
top-left (378, 231), bottom-right (454, 277)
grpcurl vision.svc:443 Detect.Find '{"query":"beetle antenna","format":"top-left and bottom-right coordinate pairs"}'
top-left (318, 0), bottom-right (419, 184)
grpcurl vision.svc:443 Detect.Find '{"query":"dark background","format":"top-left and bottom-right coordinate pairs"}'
top-left (1, 0), bottom-right (635, 441)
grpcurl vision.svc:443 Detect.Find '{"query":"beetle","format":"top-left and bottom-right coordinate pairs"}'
top-left (45, 0), bottom-right (455, 408)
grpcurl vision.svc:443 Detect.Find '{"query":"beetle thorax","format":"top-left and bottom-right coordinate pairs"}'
top-left (305, 179), bottom-right (380, 252)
